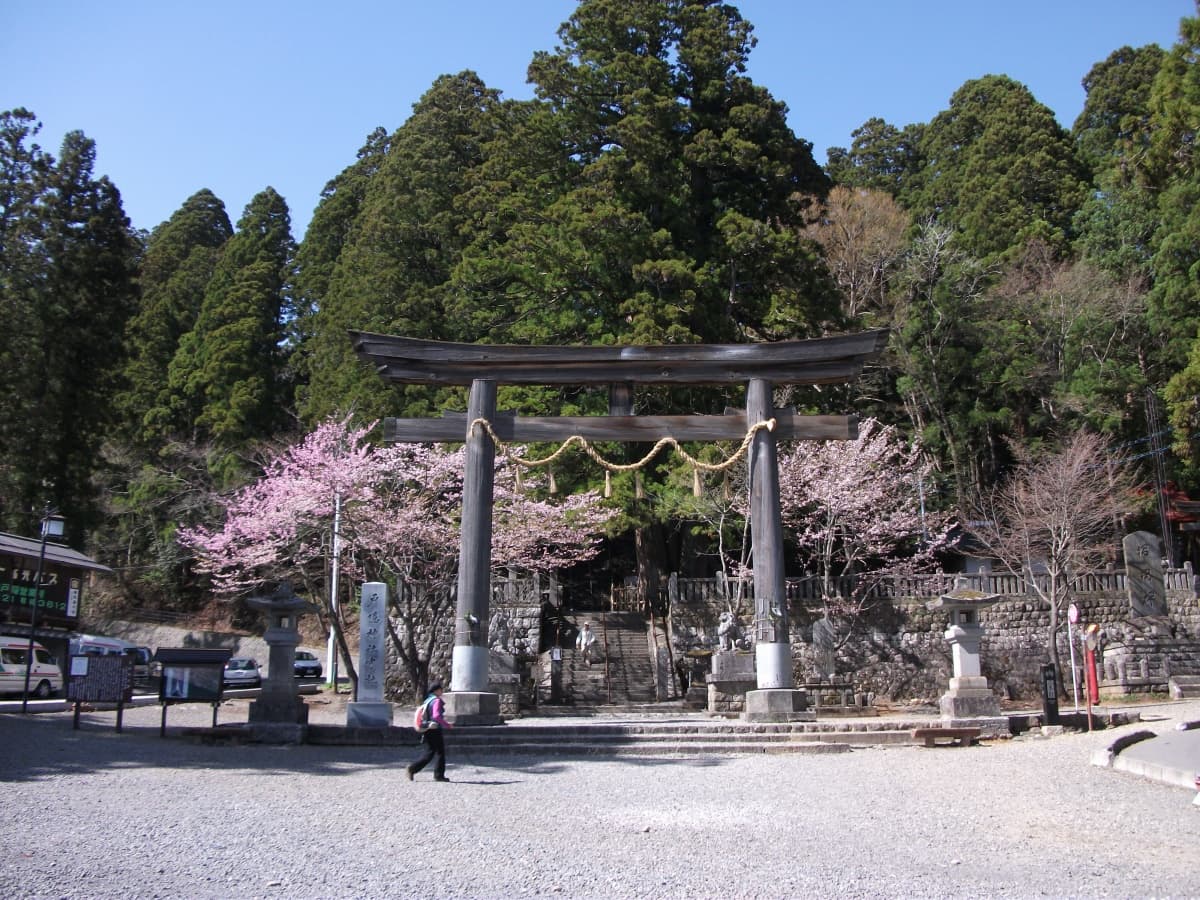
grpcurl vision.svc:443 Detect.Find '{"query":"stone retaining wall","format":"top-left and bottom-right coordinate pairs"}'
top-left (672, 581), bottom-right (1200, 703)
top-left (383, 594), bottom-right (543, 703)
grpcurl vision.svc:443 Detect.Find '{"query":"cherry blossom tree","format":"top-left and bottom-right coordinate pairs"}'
top-left (965, 431), bottom-right (1139, 680)
top-left (776, 418), bottom-right (952, 634)
top-left (179, 416), bottom-right (613, 692)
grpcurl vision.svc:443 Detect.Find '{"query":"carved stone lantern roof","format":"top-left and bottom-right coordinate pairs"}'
top-left (245, 581), bottom-right (317, 617)
top-left (925, 577), bottom-right (1002, 620)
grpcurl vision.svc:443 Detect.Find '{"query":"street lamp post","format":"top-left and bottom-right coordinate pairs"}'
top-left (21, 509), bottom-right (65, 713)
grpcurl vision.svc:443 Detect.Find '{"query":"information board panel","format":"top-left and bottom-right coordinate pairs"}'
top-left (67, 654), bottom-right (134, 704)
top-left (160, 664), bottom-right (223, 703)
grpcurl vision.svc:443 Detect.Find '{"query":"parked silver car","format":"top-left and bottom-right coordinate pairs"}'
top-left (222, 657), bottom-right (262, 689)
top-left (293, 649), bottom-right (323, 679)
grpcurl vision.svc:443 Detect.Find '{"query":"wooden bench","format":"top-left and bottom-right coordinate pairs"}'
top-left (911, 727), bottom-right (981, 748)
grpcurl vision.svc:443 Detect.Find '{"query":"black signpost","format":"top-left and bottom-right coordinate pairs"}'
top-left (67, 654), bottom-right (135, 731)
top-left (1040, 662), bottom-right (1060, 726)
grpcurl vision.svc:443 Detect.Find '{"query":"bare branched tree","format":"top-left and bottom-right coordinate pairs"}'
top-left (965, 431), bottom-right (1140, 679)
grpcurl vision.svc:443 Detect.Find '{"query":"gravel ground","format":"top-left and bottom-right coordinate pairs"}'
top-left (1, 697), bottom-right (1198, 900)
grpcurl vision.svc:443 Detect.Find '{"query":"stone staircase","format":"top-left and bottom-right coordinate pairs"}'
top-left (553, 611), bottom-right (660, 708)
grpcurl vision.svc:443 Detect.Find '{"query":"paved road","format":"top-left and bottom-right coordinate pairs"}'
top-left (1, 698), bottom-right (1197, 899)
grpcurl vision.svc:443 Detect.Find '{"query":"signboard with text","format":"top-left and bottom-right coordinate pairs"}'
top-left (67, 654), bottom-right (134, 704)
top-left (0, 554), bottom-right (81, 625)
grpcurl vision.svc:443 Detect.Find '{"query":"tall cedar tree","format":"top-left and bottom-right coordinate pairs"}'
top-left (912, 75), bottom-right (1091, 260)
top-left (1144, 14), bottom-right (1200, 373)
top-left (1072, 45), bottom-right (1165, 287)
top-left (1073, 44), bottom-right (1167, 176)
top-left (297, 74), bottom-right (506, 425)
top-left (118, 189), bottom-right (233, 446)
top-left (166, 188), bottom-right (294, 484)
top-left (0, 110), bottom-right (50, 532)
top-left (454, 0), bottom-right (835, 348)
top-left (0, 115), bottom-right (138, 539)
top-left (290, 127), bottom-right (390, 424)
top-left (99, 190), bottom-right (234, 609)
top-left (445, 0), bottom-right (839, 594)
top-left (825, 117), bottom-right (925, 201)
top-left (1144, 14), bottom-right (1200, 479)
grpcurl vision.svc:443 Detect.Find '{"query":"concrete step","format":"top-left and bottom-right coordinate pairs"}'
top-left (451, 739), bottom-right (852, 757)
top-left (448, 720), bottom-right (922, 751)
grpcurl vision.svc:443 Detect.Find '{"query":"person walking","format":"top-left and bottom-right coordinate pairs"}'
top-left (576, 622), bottom-right (597, 666)
top-left (406, 681), bottom-right (452, 782)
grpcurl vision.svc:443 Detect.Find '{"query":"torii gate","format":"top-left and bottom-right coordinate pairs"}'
top-left (352, 329), bottom-right (887, 723)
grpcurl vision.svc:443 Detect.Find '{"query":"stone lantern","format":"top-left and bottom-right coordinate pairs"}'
top-left (925, 579), bottom-right (1002, 720)
top-left (246, 582), bottom-right (317, 741)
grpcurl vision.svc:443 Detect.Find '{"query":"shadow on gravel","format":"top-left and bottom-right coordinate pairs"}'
top-left (1, 714), bottom-right (736, 784)
top-left (0, 714), bottom-right (417, 783)
top-left (451, 751), bottom-right (734, 774)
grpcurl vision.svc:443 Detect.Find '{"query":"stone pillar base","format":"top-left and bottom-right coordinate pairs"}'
top-left (346, 701), bottom-right (394, 728)
top-left (942, 716), bottom-right (1011, 739)
top-left (755, 643), bottom-right (792, 689)
top-left (939, 675), bottom-right (1001, 719)
top-left (246, 722), bottom-right (308, 744)
top-left (707, 676), bottom-right (756, 716)
top-left (743, 688), bottom-right (815, 723)
top-left (248, 696), bottom-right (309, 726)
top-left (444, 691), bottom-right (503, 726)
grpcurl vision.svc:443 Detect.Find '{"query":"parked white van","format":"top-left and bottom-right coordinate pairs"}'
top-left (0, 635), bottom-right (63, 698)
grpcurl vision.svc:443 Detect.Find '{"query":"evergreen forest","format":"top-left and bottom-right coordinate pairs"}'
top-left (3, 0), bottom-right (1200, 618)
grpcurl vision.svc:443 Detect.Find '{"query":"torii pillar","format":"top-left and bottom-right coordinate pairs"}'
top-left (445, 378), bottom-right (503, 725)
top-left (744, 378), bottom-right (812, 722)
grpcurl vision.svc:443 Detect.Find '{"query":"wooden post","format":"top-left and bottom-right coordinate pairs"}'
top-left (452, 379), bottom-right (496, 695)
top-left (609, 383), bottom-right (633, 417)
top-left (747, 378), bottom-right (792, 690)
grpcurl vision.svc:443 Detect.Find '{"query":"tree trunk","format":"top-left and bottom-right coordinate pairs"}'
top-left (635, 522), bottom-right (667, 609)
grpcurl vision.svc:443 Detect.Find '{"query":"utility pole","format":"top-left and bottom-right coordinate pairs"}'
top-left (326, 492), bottom-right (342, 691)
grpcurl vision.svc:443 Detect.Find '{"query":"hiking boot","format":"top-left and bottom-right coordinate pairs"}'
top-left (434, 776), bottom-right (450, 782)
top-left (404, 768), bottom-right (414, 781)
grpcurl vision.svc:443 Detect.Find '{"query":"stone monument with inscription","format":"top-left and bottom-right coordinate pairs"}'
top-left (811, 616), bottom-right (837, 680)
top-left (347, 582), bottom-right (394, 728)
top-left (1123, 531), bottom-right (1168, 618)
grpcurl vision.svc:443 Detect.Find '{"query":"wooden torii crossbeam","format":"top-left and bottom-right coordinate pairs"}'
top-left (353, 330), bottom-right (886, 385)
top-left (352, 329), bottom-right (887, 724)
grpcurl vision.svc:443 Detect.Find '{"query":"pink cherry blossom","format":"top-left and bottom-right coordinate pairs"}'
top-left (179, 416), bottom-right (614, 597)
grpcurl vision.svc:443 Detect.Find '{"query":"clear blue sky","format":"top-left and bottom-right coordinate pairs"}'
top-left (4, 1), bottom-right (1193, 238)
